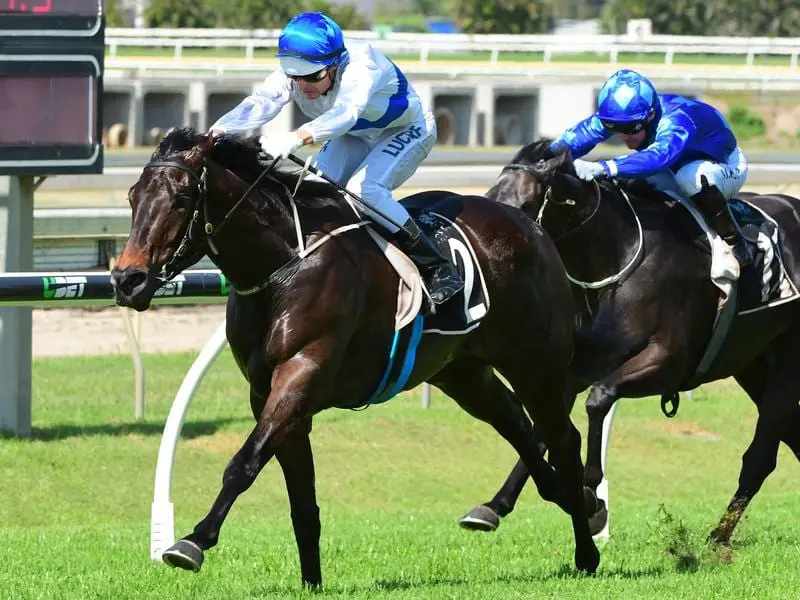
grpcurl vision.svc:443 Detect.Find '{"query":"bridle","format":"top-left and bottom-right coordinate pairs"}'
top-left (142, 154), bottom-right (281, 283)
top-left (500, 163), bottom-right (644, 289)
top-left (502, 162), bottom-right (602, 241)
top-left (141, 150), bottom-right (368, 295)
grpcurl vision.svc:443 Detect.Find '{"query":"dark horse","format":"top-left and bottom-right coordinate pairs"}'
top-left (460, 139), bottom-right (800, 546)
top-left (110, 129), bottom-right (600, 585)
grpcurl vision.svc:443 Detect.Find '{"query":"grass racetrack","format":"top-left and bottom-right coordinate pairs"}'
top-left (1, 352), bottom-right (798, 599)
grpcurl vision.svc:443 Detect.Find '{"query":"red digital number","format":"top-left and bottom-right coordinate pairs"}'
top-left (5, 0), bottom-right (52, 12)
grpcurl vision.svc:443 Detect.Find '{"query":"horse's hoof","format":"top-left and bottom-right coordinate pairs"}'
top-left (162, 539), bottom-right (204, 572)
top-left (588, 500), bottom-right (608, 537)
top-left (576, 544), bottom-right (601, 575)
top-left (458, 505), bottom-right (500, 532)
top-left (707, 527), bottom-right (731, 547)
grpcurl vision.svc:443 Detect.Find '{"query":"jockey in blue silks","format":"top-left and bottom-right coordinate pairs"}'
top-left (210, 12), bottom-right (463, 304)
top-left (551, 68), bottom-right (752, 266)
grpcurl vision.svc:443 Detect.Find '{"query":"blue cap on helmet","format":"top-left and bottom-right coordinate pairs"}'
top-left (596, 69), bottom-right (658, 123)
top-left (277, 12), bottom-right (346, 76)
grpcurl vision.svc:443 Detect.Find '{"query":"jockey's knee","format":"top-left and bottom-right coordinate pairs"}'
top-left (347, 178), bottom-right (409, 232)
top-left (676, 161), bottom-right (743, 201)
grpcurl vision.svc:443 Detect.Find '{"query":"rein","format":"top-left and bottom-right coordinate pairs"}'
top-left (143, 152), bottom-right (367, 295)
top-left (560, 184), bottom-right (644, 290)
top-left (502, 164), bottom-right (645, 290)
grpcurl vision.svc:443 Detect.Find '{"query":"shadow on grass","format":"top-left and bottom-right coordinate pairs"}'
top-left (0, 417), bottom-right (250, 442)
top-left (250, 563), bottom-right (666, 596)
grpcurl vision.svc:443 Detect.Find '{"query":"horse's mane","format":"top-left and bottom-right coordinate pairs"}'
top-left (511, 138), bottom-right (561, 165)
top-left (509, 138), bottom-right (574, 179)
top-left (509, 137), bottom-right (660, 198)
top-left (153, 127), bottom-right (344, 208)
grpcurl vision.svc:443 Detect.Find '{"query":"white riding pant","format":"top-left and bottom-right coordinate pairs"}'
top-left (315, 112), bottom-right (437, 233)
top-left (645, 145), bottom-right (748, 202)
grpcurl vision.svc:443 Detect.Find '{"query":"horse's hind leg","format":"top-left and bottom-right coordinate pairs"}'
top-left (710, 335), bottom-right (800, 545)
top-left (779, 404), bottom-right (800, 461)
top-left (499, 361), bottom-right (600, 573)
top-left (437, 358), bottom-right (598, 572)
top-left (430, 359), bottom-right (568, 514)
top-left (458, 458), bottom-right (532, 531)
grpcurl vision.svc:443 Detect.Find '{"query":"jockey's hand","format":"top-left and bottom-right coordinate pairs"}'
top-left (259, 131), bottom-right (304, 160)
top-left (573, 159), bottom-right (606, 181)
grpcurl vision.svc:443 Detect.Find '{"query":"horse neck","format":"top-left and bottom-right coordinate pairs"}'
top-left (546, 183), bottom-right (642, 286)
top-left (203, 167), bottom-right (301, 290)
top-left (203, 166), bottom-right (358, 291)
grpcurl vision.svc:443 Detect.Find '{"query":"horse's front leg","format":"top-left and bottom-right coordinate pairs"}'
top-left (161, 354), bottom-right (325, 577)
top-left (275, 418), bottom-right (321, 587)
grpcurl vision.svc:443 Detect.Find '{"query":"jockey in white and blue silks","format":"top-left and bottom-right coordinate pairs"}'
top-left (551, 68), bottom-right (752, 266)
top-left (209, 12), bottom-right (463, 304)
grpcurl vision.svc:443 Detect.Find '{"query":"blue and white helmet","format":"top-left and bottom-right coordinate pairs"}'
top-left (276, 12), bottom-right (346, 77)
top-left (596, 69), bottom-right (658, 124)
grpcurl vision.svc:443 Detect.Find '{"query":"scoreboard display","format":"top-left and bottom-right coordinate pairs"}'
top-left (0, 0), bottom-right (104, 175)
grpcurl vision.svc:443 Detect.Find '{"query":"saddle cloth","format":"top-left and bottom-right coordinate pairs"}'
top-left (358, 206), bottom-right (491, 407)
top-left (670, 193), bottom-right (800, 381)
top-left (673, 194), bottom-right (799, 314)
top-left (729, 199), bottom-right (799, 314)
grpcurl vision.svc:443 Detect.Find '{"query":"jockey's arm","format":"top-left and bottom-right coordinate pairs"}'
top-left (209, 70), bottom-right (293, 135)
top-left (600, 115), bottom-right (696, 178)
top-left (301, 57), bottom-right (383, 143)
top-left (550, 115), bottom-right (613, 158)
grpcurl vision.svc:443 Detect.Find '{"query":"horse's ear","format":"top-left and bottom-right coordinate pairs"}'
top-left (197, 135), bottom-right (214, 153)
top-left (187, 135), bottom-right (214, 166)
top-left (543, 147), bottom-right (573, 175)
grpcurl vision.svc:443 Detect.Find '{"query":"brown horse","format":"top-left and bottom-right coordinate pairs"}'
top-left (110, 129), bottom-right (600, 586)
top-left (460, 139), bottom-right (800, 547)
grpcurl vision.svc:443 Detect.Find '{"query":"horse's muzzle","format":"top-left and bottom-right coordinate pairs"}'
top-left (111, 266), bottom-right (159, 312)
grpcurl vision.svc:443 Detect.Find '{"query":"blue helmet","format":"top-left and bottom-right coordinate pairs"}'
top-left (277, 12), bottom-right (346, 77)
top-left (596, 69), bottom-right (658, 123)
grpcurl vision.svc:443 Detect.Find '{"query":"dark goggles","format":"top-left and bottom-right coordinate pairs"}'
top-left (288, 68), bottom-right (329, 83)
top-left (600, 118), bottom-right (646, 134)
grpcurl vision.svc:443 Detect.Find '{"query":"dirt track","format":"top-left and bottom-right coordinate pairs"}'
top-left (33, 305), bottom-right (227, 358)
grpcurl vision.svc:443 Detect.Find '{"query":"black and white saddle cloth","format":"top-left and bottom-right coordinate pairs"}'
top-left (399, 200), bottom-right (491, 335)
top-left (728, 199), bottom-right (799, 314)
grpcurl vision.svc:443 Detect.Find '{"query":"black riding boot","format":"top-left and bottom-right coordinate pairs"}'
top-left (394, 217), bottom-right (464, 304)
top-left (690, 182), bottom-right (753, 268)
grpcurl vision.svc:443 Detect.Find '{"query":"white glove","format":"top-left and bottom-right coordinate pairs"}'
top-left (573, 159), bottom-right (607, 181)
top-left (259, 131), bottom-right (303, 160)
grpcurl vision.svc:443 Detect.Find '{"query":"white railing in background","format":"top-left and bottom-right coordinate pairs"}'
top-left (105, 28), bottom-right (800, 67)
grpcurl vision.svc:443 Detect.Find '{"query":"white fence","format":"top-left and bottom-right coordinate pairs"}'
top-left (106, 28), bottom-right (800, 67)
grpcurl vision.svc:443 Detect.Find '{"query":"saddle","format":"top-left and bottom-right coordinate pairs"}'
top-left (356, 195), bottom-right (492, 408)
top-left (649, 189), bottom-right (799, 315)
top-left (637, 184), bottom-right (800, 388)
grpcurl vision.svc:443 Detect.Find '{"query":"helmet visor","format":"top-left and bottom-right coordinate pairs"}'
top-left (600, 118), bottom-right (646, 135)
top-left (279, 55), bottom-right (326, 76)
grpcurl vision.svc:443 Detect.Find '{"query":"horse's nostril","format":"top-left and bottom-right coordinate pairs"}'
top-left (119, 270), bottom-right (147, 296)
